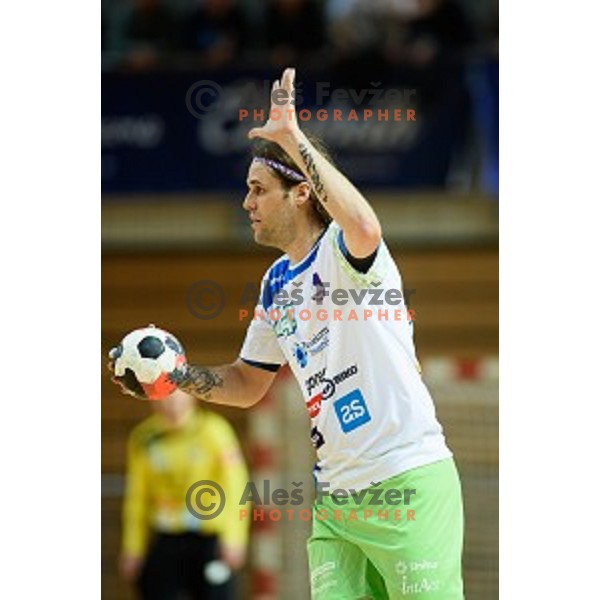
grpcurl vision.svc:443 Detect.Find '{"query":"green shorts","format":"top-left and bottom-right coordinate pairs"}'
top-left (307, 459), bottom-right (464, 600)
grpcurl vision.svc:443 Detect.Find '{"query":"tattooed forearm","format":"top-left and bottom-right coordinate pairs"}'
top-left (298, 142), bottom-right (328, 203)
top-left (171, 364), bottom-right (224, 401)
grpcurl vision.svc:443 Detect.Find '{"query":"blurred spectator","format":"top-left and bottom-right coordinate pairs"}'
top-left (324, 0), bottom-right (420, 76)
top-left (266, 0), bottom-right (326, 68)
top-left (325, 0), bottom-right (419, 51)
top-left (485, 0), bottom-right (499, 54)
top-left (120, 389), bottom-right (250, 599)
top-left (122, 0), bottom-right (177, 70)
top-left (102, 0), bottom-right (492, 71)
top-left (325, 0), bottom-right (473, 74)
top-left (397, 0), bottom-right (474, 66)
top-left (180, 0), bottom-right (248, 68)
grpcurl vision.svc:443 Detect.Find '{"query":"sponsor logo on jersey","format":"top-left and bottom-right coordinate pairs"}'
top-left (306, 368), bottom-right (326, 396)
top-left (293, 342), bottom-right (309, 369)
top-left (305, 364), bottom-right (359, 397)
top-left (291, 326), bottom-right (330, 370)
top-left (272, 302), bottom-right (297, 338)
top-left (305, 365), bottom-right (359, 418)
top-left (333, 388), bottom-right (372, 433)
top-left (310, 425), bottom-right (325, 449)
top-left (305, 326), bottom-right (329, 355)
top-left (306, 392), bottom-right (323, 418)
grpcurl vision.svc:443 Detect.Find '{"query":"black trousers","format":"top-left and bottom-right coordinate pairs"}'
top-left (137, 532), bottom-right (234, 600)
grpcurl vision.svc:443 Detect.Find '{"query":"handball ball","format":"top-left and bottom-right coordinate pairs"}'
top-left (111, 325), bottom-right (187, 400)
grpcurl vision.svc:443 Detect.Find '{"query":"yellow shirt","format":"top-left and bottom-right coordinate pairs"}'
top-left (122, 408), bottom-right (250, 558)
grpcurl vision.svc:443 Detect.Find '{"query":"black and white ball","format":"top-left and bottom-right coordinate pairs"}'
top-left (111, 325), bottom-right (186, 400)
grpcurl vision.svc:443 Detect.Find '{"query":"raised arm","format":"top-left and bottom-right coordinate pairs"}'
top-left (174, 358), bottom-right (277, 409)
top-left (248, 67), bottom-right (382, 258)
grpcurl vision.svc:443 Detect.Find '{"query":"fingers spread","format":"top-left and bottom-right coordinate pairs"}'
top-left (282, 67), bottom-right (295, 91)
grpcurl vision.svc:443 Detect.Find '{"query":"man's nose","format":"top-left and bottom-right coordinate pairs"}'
top-left (242, 192), bottom-right (254, 211)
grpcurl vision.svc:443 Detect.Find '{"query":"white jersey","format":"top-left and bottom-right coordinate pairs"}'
top-left (240, 221), bottom-right (451, 491)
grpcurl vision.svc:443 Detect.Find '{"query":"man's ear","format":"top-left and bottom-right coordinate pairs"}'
top-left (294, 182), bottom-right (311, 206)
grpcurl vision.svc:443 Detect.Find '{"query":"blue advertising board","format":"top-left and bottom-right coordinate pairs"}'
top-left (102, 68), bottom-right (474, 194)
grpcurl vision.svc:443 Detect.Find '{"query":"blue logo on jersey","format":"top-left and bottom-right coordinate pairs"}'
top-left (293, 342), bottom-right (309, 368)
top-left (333, 389), bottom-right (371, 433)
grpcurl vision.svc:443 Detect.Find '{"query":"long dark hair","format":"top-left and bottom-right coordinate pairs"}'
top-left (251, 134), bottom-right (333, 228)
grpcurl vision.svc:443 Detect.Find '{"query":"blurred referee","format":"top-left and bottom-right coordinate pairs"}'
top-left (119, 389), bottom-right (250, 599)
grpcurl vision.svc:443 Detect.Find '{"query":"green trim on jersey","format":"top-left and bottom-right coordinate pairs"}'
top-left (329, 222), bottom-right (388, 288)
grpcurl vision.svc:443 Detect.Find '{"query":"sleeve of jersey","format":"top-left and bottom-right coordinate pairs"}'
top-left (239, 307), bottom-right (287, 367)
top-left (329, 221), bottom-right (389, 288)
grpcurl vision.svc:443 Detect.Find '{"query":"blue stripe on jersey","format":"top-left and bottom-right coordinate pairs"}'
top-left (261, 239), bottom-right (322, 311)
